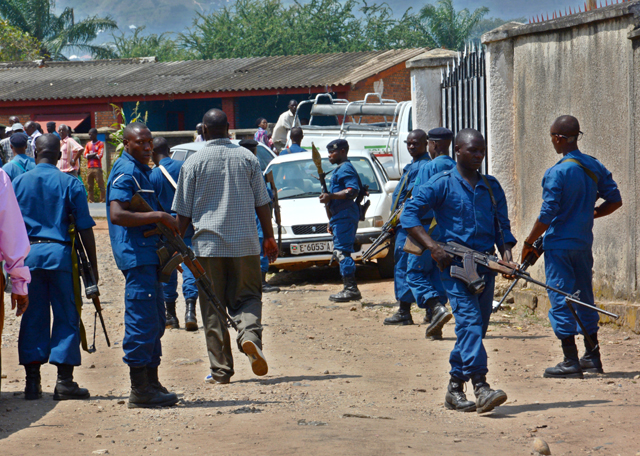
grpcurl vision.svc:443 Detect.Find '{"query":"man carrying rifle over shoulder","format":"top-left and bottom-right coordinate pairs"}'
top-left (107, 123), bottom-right (179, 408)
top-left (383, 130), bottom-right (433, 325)
top-left (401, 129), bottom-right (517, 414)
top-left (173, 109), bottom-right (278, 385)
top-left (405, 127), bottom-right (456, 340)
top-left (13, 134), bottom-right (96, 401)
top-left (522, 115), bottom-right (622, 379)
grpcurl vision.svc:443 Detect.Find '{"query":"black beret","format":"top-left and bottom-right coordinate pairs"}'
top-left (10, 132), bottom-right (28, 148)
top-left (428, 127), bottom-right (454, 141)
top-left (239, 138), bottom-right (258, 148)
top-left (326, 139), bottom-right (349, 151)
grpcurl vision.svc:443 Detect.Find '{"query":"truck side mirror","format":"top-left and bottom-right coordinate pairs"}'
top-left (384, 181), bottom-right (398, 194)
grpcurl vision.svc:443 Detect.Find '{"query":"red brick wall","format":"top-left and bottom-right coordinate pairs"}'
top-left (95, 108), bottom-right (122, 129)
top-left (0, 114), bottom-right (30, 127)
top-left (347, 66), bottom-right (412, 103)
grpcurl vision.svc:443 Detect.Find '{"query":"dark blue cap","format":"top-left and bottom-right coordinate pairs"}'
top-left (326, 139), bottom-right (349, 151)
top-left (428, 127), bottom-right (454, 141)
top-left (10, 132), bottom-right (28, 148)
top-left (239, 138), bottom-right (258, 148)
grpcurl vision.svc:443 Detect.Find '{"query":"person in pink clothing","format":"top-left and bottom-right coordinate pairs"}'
top-left (56, 124), bottom-right (83, 177)
top-left (0, 167), bottom-right (31, 392)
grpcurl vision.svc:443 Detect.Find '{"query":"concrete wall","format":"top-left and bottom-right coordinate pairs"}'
top-left (483, 2), bottom-right (640, 303)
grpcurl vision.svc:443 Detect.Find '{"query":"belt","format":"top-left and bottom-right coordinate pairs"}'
top-left (29, 238), bottom-right (69, 245)
top-left (420, 217), bottom-right (433, 225)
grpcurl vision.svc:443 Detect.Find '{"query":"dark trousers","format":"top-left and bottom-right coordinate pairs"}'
top-left (122, 265), bottom-right (165, 367)
top-left (197, 256), bottom-right (263, 381)
top-left (19, 269), bottom-right (81, 366)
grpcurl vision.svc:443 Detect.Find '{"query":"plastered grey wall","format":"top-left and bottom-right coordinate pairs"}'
top-left (484, 4), bottom-right (640, 301)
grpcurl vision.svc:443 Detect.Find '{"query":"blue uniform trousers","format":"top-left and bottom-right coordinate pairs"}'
top-left (18, 269), bottom-right (81, 366)
top-left (407, 250), bottom-right (447, 309)
top-left (257, 215), bottom-right (269, 274)
top-left (162, 236), bottom-right (198, 302)
top-left (393, 228), bottom-right (415, 303)
top-left (330, 207), bottom-right (359, 277)
top-left (122, 265), bottom-right (166, 367)
top-left (545, 249), bottom-right (599, 339)
top-left (442, 268), bottom-right (495, 381)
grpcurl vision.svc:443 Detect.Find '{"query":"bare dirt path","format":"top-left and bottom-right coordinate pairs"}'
top-left (1, 220), bottom-right (639, 455)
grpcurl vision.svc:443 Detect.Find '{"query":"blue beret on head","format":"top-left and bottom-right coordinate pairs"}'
top-left (10, 132), bottom-right (28, 148)
top-left (326, 139), bottom-right (349, 151)
top-left (428, 127), bottom-right (454, 141)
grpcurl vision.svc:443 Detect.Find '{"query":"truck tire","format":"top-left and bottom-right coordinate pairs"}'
top-left (376, 240), bottom-right (395, 279)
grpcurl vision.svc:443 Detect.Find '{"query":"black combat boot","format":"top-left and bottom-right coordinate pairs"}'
top-left (184, 298), bottom-right (198, 331)
top-left (444, 376), bottom-right (476, 412)
top-left (544, 336), bottom-right (584, 379)
top-left (383, 301), bottom-right (413, 325)
top-left (329, 275), bottom-right (362, 302)
top-left (426, 327), bottom-right (443, 340)
top-left (262, 272), bottom-right (281, 293)
top-left (147, 366), bottom-right (170, 394)
top-left (128, 366), bottom-right (179, 409)
top-left (425, 299), bottom-right (452, 338)
top-left (580, 333), bottom-right (603, 374)
top-left (24, 363), bottom-right (42, 400)
top-left (471, 373), bottom-right (508, 414)
top-left (165, 301), bottom-right (180, 329)
top-left (53, 364), bottom-right (90, 400)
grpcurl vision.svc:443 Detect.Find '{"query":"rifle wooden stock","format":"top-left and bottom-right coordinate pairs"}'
top-left (129, 193), bottom-right (238, 330)
top-left (265, 171), bottom-right (282, 254)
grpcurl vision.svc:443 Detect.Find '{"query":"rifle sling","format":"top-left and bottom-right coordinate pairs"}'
top-left (69, 223), bottom-right (89, 353)
top-left (562, 158), bottom-right (599, 184)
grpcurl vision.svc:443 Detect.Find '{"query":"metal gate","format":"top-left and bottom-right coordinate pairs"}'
top-left (441, 44), bottom-right (488, 173)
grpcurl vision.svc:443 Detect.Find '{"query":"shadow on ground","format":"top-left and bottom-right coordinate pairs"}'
top-left (489, 399), bottom-right (612, 417)
top-left (0, 392), bottom-right (58, 441)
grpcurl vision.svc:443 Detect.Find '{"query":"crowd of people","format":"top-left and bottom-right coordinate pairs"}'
top-left (0, 106), bottom-right (623, 415)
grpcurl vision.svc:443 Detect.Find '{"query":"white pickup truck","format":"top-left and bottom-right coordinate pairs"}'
top-left (294, 93), bottom-right (413, 179)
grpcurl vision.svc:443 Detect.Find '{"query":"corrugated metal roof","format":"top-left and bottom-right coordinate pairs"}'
top-left (0, 49), bottom-right (426, 102)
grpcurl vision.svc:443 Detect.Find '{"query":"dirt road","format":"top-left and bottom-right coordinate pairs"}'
top-left (1, 220), bottom-right (639, 455)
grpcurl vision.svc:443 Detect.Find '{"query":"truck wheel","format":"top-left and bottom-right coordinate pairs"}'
top-left (376, 241), bottom-right (395, 279)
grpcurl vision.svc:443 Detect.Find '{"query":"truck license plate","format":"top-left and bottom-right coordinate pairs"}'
top-left (291, 241), bottom-right (333, 255)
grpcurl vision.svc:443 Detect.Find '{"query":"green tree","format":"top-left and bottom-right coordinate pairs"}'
top-left (419, 0), bottom-right (489, 50)
top-left (468, 16), bottom-right (526, 43)
top-left (109, 27), bottom-right (195, 62)
top-left (0, 18), bottom-right (41, 61)
top-left (0, 0), bottom-right (118, 60)
top-left (180, 0), bottom-right (437, 60)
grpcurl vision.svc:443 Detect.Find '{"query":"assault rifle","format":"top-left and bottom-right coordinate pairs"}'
top-left (71, 216), bottom-right (110, 352)
top-left (130, 193), bottom-right (238, 331)
top-left (312, 143), bottom-right (332, 220)
top-left (492, 237), bottom-right (543, 313)
top-left (361, 188), bottom-right (412, 262)
top-left (265, 171), bottom-right (282, 255)
top-left (403, 236), bottom-right (620, 322)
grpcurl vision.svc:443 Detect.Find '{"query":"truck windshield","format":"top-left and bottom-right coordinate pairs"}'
top-left (269, 157), bottom-right (381, 200)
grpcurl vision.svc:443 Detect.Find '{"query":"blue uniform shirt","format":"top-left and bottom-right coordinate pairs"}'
top-left (412, 154), bottom-right (457, 221)
top-left (280, 144), bottom-right (305, 155)
top-left (107, 151), bottom-right (161, 271)
top-left (401, 168), bottom-right (517, 253)
top-left (540, 149), bottom-right (621, 251)
top-left (149, 157), bottom-right (184, 214)
top-left (329, 160), bottom-right (360, 216)
top-left (3, 154), bottom-right (36, 181)
top-left (13, 163), bottom-right (95, 271)
top-left (390, 154), bottom-right (431, 213)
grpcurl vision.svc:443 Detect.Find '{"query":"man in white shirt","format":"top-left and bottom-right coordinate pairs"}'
top-left (272, 100), bottom-right (299, 153)
top-left (24, 121), bottom-right (41, 156)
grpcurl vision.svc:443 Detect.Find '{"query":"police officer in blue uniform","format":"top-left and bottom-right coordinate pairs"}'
top-left (384, 129), bottom-right (433, 325)
top-left (150, 137), bottom-right (199, 331)
top-left (319, 139), bottom-right (361, 302)
top-left (13, 134), bottom-right (97, 401)
top-left (522, 115), bottom-right (622, 378)
top-left (3, 132), bottom-right (35, 181)
top-left (406, 127), bottom-right (456, 339)
top-left (402, 129), bottom-right (517, 414)
top-left (239, 138), bottom-right (280, 294)
top-left (107, 123), bottom-right (179, 408)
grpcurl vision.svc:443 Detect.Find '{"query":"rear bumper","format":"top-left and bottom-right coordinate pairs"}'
top-left (273, 230), bottom-right (389, 267)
